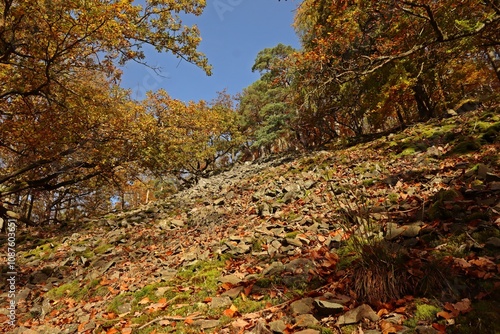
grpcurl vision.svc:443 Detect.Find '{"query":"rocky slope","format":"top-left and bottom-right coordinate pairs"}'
top-left (1, 108), bottom-right (500, 334)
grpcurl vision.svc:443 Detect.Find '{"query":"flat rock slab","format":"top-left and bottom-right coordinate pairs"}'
top-left (337, 304), bottom-right (380, 325)
top-left (314, 299), bottom-right (344, 314)
top-left (295, 313), bottom-right (319, 327)
top-left (294, 330), bottom-right (320, 334)
top-left (193, 319), bottom-right (220, 329)
top-left (269, 319), bottom-right (287, 333)
top-left (222, 286), bottom-right (244, 299)
top-left (290, 297), bottom-right (315, 315)
top-left (219, 274), bottom-right (244, 285)
top-left (209, 296), bottom-right (232, 309)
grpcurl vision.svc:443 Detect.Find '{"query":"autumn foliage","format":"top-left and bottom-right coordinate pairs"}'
top-left (0, 0), bottom-right (215, 223)
top-left (237, 0), bottom-right (499, 149)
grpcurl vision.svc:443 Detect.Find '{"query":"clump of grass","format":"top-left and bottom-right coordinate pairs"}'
top-left (333, 189), bottom-right (453, 304)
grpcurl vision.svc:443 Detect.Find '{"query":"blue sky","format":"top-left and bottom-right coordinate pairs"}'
top-left (119, 0), bottom-right (301, 103)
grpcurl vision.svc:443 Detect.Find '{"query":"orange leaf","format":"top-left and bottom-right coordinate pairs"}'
top-left (437, 311), bottom-right (453, 319)
top-left (184, 318), bottom-right (194, 325)
top-left (106, 328), bottom-right (119, 334)
top-left (377, 308), bottom-right (390, 317)
top-left (432, 323), bottom-right (446, 333)
top-left (394, 306), bottom-right (406, 314)
top-left (78, 321), bottom-right (89, 332)
top-left (221, 282), bottom-right (233, 290)
top-left (223, 308), bottom-right (237, 318)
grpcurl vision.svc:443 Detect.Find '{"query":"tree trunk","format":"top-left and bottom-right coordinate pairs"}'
top-left (413, 78), bottom-right (434, 121)
top-left (395, 104), bottom-right (407, 131)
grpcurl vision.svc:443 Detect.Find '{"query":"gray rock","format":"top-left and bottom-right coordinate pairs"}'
top-left (262, 262), bottom-right (285, 276)
top-left (159, 269), bottom-right (177, 281)
top-left (251, 319), bottom-right (273, 334)
top-left (337, 304), bottom-right (380, 325)
top-left (426, 146), bottom-right (441, 157)
top-left (214, 198), bottom-right (225, 206)
top-left (171, 219), bottom-right (185, 227)
top-left (486, 237), bottom-right (500, 248)
top-left (222, 286), bottom-right (244, 299)
top-left (269, 319), bottom-right (287, 333)
top-left (157, 219), bottom-right (170, 230)
top-left (402, 223), bottom-right (422, 238)
top-left (285, 238), bottom-right (302, 247)
top-left (15, 287), bottom-right (31, 303)
top-left (116, 303), bottom-right (131, 314)
top-left (415, 325), bottom-right (439, 334)
top-left (290, 298), bottom-right (315, 315)
top-left (282, 191), bottom-right (296, 203)
top-left (314, 300), bottom-right (344, 314)
top-left (71, 245), bottom-right (88, 252)
top-left (219, 274), bottom-right (243, 285)
top-left (295, 314), bottom-right (319, 327)
top-left (385, 223), bottom-right (405, 240)
top-left (193, 319), bottom-right (220, 329)
top-left (284, 258), bottom-right (315, 273)
top-left (155, 287), bottom-right (171, 297)
top-left (210, 296), bottom-right (232, 309)
top-left (294, 330), bottom-right (320, 334)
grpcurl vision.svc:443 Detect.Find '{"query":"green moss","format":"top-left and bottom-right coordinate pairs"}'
top-left (285, 231), bottom-right (300, 239)
top-left (233, 297), bottom-right (267, 313)
top-left (388, 192), bottom-right (399, 204)
top-left (405, 302), bottom-right (441, 328)
top-left (23, 242), bottom-right (59, 260)
top-left (252, 238), bottom-right (263, 251)
top-left (362, 178), bottom-right (375, 186)
top-left (450, 139), bottom-right (481, 154)
top-left (47, 280), bottom-right (89, 300)
top-left (94, 243), bottom-right (113, 255)
top-left (108, 294), bottom-right (133, 313)
top-left (134, 283), bottom-right (161, 302)
top-left (481, 122), bottom-right (500, 143)
top-left (400, 147), bottom-right (416, 156)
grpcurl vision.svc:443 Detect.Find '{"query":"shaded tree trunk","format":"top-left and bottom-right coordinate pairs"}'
top-left (413, 78), bottom-right (435, 121)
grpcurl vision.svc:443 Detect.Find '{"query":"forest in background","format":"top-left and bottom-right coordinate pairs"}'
top-left (1, 0), bottom-right (499, 226)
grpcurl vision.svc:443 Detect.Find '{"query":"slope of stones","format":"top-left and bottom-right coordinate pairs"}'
top-left (1, 109), bottom-right (500, 333)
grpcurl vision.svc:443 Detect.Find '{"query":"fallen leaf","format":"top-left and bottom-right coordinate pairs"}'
top-left (78, 321), bottom-right (89, 332)
top-left (159, 320), bottom-right (171, 326)
top-left (453, 299), bottom-right (472, 314)
top-left (184, 318), bottom-right (194, 325)
top-left (394, 306), bottom-right (406, 314)
top-left (138, 297), bottom-right (151, 305)
top-left (437, 311), bottom-right (453, 319)
top-left (377, 308), bottom-right (389, 317)
top-left (231, 318), bottom-right (249, 328)
top-left (432, 323), bottom-right (446, 333)
top-left (380, 319), bottom-right (403, 334)
top-left (223, 308), bottom-right (237, 318)
top-left (121, 328), bottom-right (132, 334)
